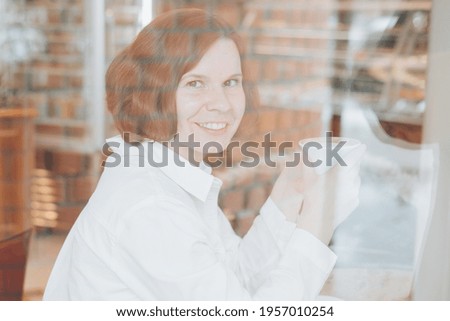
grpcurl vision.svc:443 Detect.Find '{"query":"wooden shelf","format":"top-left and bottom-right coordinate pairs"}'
top-left (0, 108), bottom-right (38, 119)
top-left (246, 1), bottom-right (431, 12)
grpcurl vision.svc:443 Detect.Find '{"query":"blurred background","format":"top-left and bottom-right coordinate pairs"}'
top-left (1, 0), bottom-right (449, 300)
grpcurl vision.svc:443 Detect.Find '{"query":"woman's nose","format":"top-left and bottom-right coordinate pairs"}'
top-left (205, 87), bottom-right (231, 112)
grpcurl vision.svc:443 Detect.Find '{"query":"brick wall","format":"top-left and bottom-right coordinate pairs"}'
top-left (4, 0), bottom-right (332, 232)
top-left (4, 0), bottom-right (143, 230)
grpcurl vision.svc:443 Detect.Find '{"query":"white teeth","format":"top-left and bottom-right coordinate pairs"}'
top-left (198, 122), bottom-right (227, 130)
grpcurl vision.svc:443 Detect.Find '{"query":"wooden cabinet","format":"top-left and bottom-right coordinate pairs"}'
top-left (0, 108), bottom-right (37, 234)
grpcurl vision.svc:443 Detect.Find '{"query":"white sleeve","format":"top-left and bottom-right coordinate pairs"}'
top-left (220, 197), bottom-right (337, 299)
top-left (112, 196), bottom-right (335, 300)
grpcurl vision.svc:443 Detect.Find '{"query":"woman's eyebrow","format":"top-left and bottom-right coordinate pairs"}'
top-left (180, 73), bottom-right (209, 81)
top-left (180, 73), bottom-right (243, 81)
top-left (228, 73), bottom-right (243, 78)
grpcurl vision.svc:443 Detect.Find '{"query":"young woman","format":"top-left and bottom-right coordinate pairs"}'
top-left (43, 8), bottom-right (363, 300)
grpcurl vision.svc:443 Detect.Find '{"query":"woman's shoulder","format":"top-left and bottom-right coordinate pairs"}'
top-left (85, 165), bottom-right (197, 231)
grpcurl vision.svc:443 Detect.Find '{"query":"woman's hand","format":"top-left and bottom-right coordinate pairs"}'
top-left (271, 144), bottom-right (366, 244)
top-left (270, 153), bottom-right (317, 223)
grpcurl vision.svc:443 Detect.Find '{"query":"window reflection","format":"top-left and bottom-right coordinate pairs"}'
top-left (0, 0), bottom-right (440, 300)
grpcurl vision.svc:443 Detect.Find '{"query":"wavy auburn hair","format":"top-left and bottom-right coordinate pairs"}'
top-left (105, 8), bottom-right (259, 142)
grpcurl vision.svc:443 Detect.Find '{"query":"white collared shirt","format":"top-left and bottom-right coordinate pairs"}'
top-left (43, 136), bottom-right (336, 300)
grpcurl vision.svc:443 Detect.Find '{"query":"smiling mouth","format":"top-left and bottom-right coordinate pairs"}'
top-left (196, 122), bottom-right (228, 130)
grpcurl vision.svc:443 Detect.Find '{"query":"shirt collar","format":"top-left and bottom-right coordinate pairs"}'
top-left (106, 135), bottom-right (216, 202)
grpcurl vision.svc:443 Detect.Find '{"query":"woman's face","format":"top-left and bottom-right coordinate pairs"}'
top-left (175, 38), bottom-right (245, 161)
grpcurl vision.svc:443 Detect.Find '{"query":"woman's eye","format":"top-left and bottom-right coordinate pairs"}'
top-left (186, 80), bottom-right (204, 88)
top-left (224, 79), bottom-right (240, 87)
